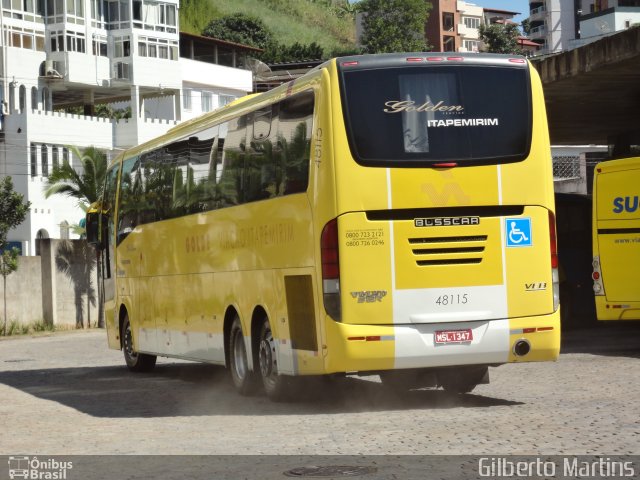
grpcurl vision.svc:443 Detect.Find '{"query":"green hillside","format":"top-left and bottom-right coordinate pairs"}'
top-left (180, 0), bottom-right (356, 56)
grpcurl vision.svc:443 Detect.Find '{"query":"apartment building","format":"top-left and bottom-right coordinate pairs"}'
top-left (425, 0), bottom-right (460, 51)
top-left (0, 0), bottom-right (255, 255)
top-left (528, 0), bottom-right (640, 54)
top-left (578, 0), bottom-right (640, 45)
top-left (425, 1), bottom-right (520, 52)
top-left (528, 0), bottom-right (580, 53)
top-left (457, 0), bottom-right (484, 52)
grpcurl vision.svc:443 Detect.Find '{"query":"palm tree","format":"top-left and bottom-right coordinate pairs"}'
top-left (43, 145), bottom-right (108, 328)
top-left (44, 145), bottom-right (107, 206)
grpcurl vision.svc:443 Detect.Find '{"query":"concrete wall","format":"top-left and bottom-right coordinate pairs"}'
top-left (0, 256), bottom-right (43, 324)
top-left (0, 239), bottom-right (98, 329)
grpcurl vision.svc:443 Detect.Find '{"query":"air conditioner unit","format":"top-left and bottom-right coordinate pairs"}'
top-left (43, 60), bottom-right (62, 78)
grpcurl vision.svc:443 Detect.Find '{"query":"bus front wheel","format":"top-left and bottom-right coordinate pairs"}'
top-left (258, 318), bottom-right (292, 401)
top-left (229, 316), bottom-right (259, 395)
top-left (122, 314), bottom-right (156, 372)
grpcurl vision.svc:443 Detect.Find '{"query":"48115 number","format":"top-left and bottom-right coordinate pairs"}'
top-left (435, 294), bottom-right (469, 306)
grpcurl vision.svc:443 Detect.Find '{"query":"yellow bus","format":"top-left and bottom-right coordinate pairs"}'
top-left (87, 53), bottom-right (560, 400)
top-left (592, 156), bottom-right (640, 321)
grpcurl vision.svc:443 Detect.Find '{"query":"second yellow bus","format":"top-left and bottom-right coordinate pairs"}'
top-left (592, 156), bottom-right (640, 321)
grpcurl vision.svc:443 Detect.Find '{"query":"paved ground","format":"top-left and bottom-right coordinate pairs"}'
top-left (0, 323), bottom-right (638, 463)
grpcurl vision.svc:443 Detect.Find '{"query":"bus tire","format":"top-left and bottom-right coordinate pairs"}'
top-left (229, 316), bottom-right (259, 395)
top-left (258, 318), bottom-right (293, 401)
top-left (122, 314), bottom-right (156, 372)
top-left (438, 366), bottom-right (488, 394)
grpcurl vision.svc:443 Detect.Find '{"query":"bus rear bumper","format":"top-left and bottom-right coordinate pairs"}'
top-left (323, 311), bottom-right (560, 374)
top-left (595, 297), bottom-right (640, 321)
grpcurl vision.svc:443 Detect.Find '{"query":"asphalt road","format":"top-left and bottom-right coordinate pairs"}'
top-left (0, 323), bottom-right (638, 478)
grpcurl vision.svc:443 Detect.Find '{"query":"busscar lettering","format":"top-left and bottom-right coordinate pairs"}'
top-left (384, 100), bottom-right (464, 113)
top-left (415, 217), bottom-right (480, 227)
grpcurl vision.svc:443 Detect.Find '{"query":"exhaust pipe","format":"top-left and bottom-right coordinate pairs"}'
top-left (513, 339), bottom-right (531, 357)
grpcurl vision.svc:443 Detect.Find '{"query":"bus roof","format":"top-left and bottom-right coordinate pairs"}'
top-left (335, 52), bottom-right (529, 70)
top-left (596, 156), bottom-right (640, 174)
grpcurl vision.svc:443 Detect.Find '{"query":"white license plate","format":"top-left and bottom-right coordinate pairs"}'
top-left (434, 329), bottom-right (473, 344)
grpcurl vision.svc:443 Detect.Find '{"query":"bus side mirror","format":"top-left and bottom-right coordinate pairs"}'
top-left (86, 211), bottom-right (108, 250)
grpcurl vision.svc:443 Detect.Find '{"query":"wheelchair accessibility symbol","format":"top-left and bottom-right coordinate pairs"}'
top-left (506, 218), bottom-right (532, 247)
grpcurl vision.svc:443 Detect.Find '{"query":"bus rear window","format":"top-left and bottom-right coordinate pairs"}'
top-left (339, 65), bottom-right (532, 166)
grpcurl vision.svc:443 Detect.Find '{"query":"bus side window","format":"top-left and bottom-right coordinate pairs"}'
top-left (165, 138), bottom-right (191, 218)
top-left (101, 165), bottom-right (119, 278)
top-left (277, 91), bottom-right (314, 195)
top-left (140, 141), bottom-right (188, 222)
top-left (218, 116), bottom-right (246, 206)
top-left (246, 105), bottom-right (277, 202)
top-left (188, 126), bottom-right (217, 213)
top-left (116, 157), bottom-right (142, 245)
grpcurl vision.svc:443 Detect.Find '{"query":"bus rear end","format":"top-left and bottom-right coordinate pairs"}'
top-left (320, 54), bottom-right (560, 391)
top-left (592, 157), bottom-right (640, 321)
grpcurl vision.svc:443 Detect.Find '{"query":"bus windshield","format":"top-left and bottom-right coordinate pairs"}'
top-left (340, 63), bottom-right (532, 166)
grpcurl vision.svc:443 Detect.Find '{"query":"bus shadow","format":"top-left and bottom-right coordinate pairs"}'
top-left (561, 322), bottom-right (640, 357)
top-left (0, 364), bottom-right (521, 418)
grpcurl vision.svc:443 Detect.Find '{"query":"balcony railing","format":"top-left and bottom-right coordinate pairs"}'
top-left (529, 25), bottom-right (547, 37)
top-left (530, 5), bottom-right (546, 16)
top-left (529, 5), bottom-right (546, 22)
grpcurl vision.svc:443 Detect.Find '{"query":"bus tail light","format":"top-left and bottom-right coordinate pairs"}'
top-left (321, 218), bottom-right (341, 321)
top-left (549, 211), bottom-right (560, 312)
top-left (592, 256), bottom-right (604, 295)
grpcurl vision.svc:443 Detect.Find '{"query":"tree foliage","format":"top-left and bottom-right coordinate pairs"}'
top-left (0, 177), bottom-right (30, 248)
top-left (0, 177), bottom-right (29, 336)
top-left (43, 145), bottom-right (108, 208)
top-left (479, 23), bottom-right (524, 54)
top-left (57, 105), bottom-right (131, 119)
top-left (261, 41), bottom-right (324, 63)
top-left (94, 105), bottom-right (131, 120)
top-left (202, 13), bottom-right (273, 49)
top-left (202, 13), bottom-right (327, 63)
top-left (180, 0), bottom-right (219, 34)
top-left (358, 0), bottom-right (431, 53)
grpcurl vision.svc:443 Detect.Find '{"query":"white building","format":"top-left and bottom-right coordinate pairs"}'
top-left (528, 0), bottom-right (579, 54)
top-left (527, 0), bottom-right (640, 54)
top-left (0, 0), bottom-right (255, 255)
top-left (457, 1), bottom-right (484, 53)
top-left (576, 0), bottom-right (640, 47)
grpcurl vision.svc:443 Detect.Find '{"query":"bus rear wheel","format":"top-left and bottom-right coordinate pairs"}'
top-left (229, 316), bottom-right (259, 395)
top-left (122, 314), bottom-right (156, 372)
top-left (258, 319), bottom-right (292, 401)
top-left (438, 366), bottom-right (488, 394)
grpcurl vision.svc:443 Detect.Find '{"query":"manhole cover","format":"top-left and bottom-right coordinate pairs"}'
top-left (283, 466), bottom-right (377, 477)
